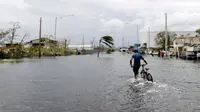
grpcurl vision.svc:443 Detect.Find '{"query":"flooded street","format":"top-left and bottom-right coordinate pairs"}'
top-left (0, 52), bottom-right (200, 112)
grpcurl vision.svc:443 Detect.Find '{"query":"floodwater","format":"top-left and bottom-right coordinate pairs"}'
top-left (0, 52), bottom-right (200, 112)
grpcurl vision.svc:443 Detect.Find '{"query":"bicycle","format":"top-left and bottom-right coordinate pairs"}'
top-left (140, 64), bottom-right (153, 82)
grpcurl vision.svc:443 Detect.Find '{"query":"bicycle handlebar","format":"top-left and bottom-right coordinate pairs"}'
top-left (141, 64), bottom-right (147, 67)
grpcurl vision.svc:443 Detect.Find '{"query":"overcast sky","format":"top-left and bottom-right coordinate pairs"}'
top-left (0, 0), bottom-right (200, 47)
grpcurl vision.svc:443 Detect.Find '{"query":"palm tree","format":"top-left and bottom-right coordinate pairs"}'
top-left (97, 35), bottom-right (114, 57)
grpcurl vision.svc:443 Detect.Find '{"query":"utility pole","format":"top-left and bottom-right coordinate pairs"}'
top-left (197, 38), bottom-right (199, 62)
top-left (128, 40), bottom-right (129, 47)
top-left (64, 39), bottom-right (67, 48)
top-left (54, 15), bottom-right (74, 41)
top-left (148, 26), bottom-right (150, 48)
top-left (53, 17), bottom-right (58, 57)
top-left (137, 25), bottom-right (139, 50)
top-left (122, 37), bottom-right (124, 47)
top-left (82, 35), bottom-right (84, 50)
top-left (39, 17), bottom-right (42, 58)
top-left (54, 17), bottom-right (57, 40)
top-left (148, 26), bottom-right (150, 53)
top-left (165, 13), bottom-right (168, 57)
top-left (63, 39), bottom-right (68, 55)
top-left (93, 37), bottom-right (95, 48)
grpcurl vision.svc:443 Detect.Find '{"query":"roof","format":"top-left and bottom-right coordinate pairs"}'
top-left (174, 36), bottom-right (200, 40)
top-left (191, 44), bottom-right (200, 47)
top-left (68, 45), bottom-right (92, 48)
top-left (28, 38), bottom-right (57, 43)
top-left (1, 41), bottom-right (19, 44)
top-left (181, 43), bottom-right (200, 47)
top-left (30, 38), bottom-right (49, 41)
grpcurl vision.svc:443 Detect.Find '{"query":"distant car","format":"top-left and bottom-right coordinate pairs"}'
top-left (161, 51), bottom-right (168, 56)
top-left (152, 52), bottom-right (158, 55)
top-left (180, 51), bottom-right (197, 60)
top-left (139, 50), bottom-right (145, 55)
top-left (197, 53), bottom-right (200, 59)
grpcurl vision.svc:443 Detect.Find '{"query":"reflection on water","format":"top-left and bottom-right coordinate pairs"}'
top-left (0, 52), bottom-right (200, 112)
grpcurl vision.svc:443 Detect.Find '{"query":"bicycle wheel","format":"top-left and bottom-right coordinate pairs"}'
top-left (146, 73), bottom-right (153, 82)
top-left (140, 71), bottom-right (146, 79)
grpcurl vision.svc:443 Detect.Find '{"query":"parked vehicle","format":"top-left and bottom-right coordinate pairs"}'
top-left (180, 51), bottom-right (197, 60)
top-left (197, 53), bottom-right (200, 59)
top-left (193, 51), bottom-right (200, 59)
top-left (139, 50), bottom-right (145, 55)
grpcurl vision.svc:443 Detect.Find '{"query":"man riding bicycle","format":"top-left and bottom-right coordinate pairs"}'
top-left (130, 50), bottom-right (148, 80)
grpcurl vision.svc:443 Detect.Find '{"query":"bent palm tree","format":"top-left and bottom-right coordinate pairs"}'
top-left (97, 35), bottom-right (114, 57)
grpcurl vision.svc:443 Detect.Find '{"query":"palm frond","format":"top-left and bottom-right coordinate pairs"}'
top-left (102, 36), bottom-right (114, 41)
top-left (102, 39), bottom-right (114, 45)
top-left (103, 38), bottom-right (113, 42)
top-left (100, 35), bottom-right (114, 48)
top-left (102, 41), bottom-right (112, 48)
top-left (101, 36), bottom-right (114, 45)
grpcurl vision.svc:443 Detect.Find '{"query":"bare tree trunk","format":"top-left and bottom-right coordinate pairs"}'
top-left (11, 31), bottom-right (14, 45)
top-left (9, 22), bottom-right (20, 46)
top-left (20, 31), bottom-right (28, 44)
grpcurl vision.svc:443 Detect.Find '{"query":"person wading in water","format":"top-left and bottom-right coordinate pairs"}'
top-left (130, 50), bottom-right (148, 80)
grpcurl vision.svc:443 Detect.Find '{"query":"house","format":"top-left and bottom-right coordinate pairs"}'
top-left (0, 39), bottom-right (22, 48)
top-left (0, 44), bottom-right (6, 48)
top-left (173, 36), bottom-right (200, 57)
top-left (140, 31), bottom-right (198, 47)
top-left (0, 43), bottom-right (22, 48)
top-left (24, 38), bottom-right (58, 48)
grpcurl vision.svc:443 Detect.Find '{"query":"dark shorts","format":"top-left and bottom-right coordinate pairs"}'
top-left (133, 66), bottom-right (140, 75)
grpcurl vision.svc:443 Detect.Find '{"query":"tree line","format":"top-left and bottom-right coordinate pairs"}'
top-left (155, 28), bottom-right (200, 50)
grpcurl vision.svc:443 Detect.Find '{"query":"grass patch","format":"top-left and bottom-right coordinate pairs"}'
top-left (0, 59), bottom-right (23, 63)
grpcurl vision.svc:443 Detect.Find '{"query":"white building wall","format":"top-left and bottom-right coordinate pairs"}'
top-left (139, 31), bottom-right (198, 48)
top-left (139, 31), bottom-right (160, 47)
top-left (68, 45), bottom-right (93, 50)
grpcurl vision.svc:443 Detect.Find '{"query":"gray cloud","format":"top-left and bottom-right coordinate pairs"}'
top-left (0, 0), bottom-right (200, 47)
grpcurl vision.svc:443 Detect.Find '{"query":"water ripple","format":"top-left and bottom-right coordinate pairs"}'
top-left (0, 53), bottom-right (200, 112)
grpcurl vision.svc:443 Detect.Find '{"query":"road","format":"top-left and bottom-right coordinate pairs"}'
top-left (0, 52), bottom-right (200, 112)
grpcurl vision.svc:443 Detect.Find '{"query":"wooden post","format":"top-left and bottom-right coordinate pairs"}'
top-left (148, 26), bottom-right (150, 53)
top-left (136, 25), bottom-right (139, 50)
top-left (64, 39), bottom-right (67, 55)
top-left (165, 13), bottom-right (168, 57)
top-left (82, 35), bottom-right (84, 50)
top-left (122, 37), bottom-right (124, 47)
top-left (93, 37), bottom-right (95, 48)
top-left (39, 17), bottom-right (42, 58)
